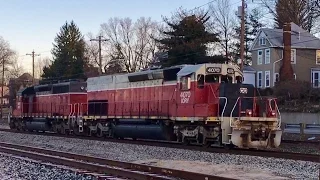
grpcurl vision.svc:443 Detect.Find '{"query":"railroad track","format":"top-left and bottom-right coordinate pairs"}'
top-left (0, 128), bottom-right (318, 163)
top-left (0, 141), bottom-right (236, 180)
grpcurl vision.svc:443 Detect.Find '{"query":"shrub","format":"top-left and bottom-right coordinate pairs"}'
top-left (273, 80), bottom-right (311, 100)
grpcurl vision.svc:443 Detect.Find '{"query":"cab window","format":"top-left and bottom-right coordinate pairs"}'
top-left (180, 76), bottom-right (191, 90)
top-left (197, 74), bottom-right (204, 89)
top-left (221, 75), bottom-right (233, 83)
top-left (205, 74), bottom-right (219, 83)
top-left (236, 76), bottom-right (243, 83)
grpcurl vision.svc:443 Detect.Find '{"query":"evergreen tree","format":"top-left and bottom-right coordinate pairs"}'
top-left (157, 11), bottom-right (221, 67)
top-left (42, 21), bottom-right (87, 80)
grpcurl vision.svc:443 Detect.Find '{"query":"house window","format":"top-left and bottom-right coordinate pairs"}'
top-left (293, 73), bottom-right (296, 80)
top-left (257, 50), bottom-right (263, 65)
top-left (316, 50), bottom-right (320, 65)
top-left (291, 49), bottom-right (296, 64)
top-left (265, 49), bottom-right (270, 64)
top-left (257, 71), bottom-right (263, 88)
top-left (274, 73), bottom-right (279, 86)
top-left (265, 71), bottom-right (270, 87)
top-left (312, 70), bottom-right (320, 88)
top-left (259, 37), bottom-right (266, 45)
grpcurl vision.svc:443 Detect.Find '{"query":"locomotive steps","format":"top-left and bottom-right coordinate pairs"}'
top-left (0, 141), bottom-right (237, 180)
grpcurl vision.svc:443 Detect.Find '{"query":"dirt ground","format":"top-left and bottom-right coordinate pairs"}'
top-left (133, 159), bottom-right (290, 180)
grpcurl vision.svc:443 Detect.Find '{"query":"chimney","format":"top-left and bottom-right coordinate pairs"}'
top-left (279, 22), bottom-right (294, 82)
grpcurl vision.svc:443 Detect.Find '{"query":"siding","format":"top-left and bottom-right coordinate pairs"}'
top-left (252, 48), bottom-right (283, 88)
top-left (294, 49), bottom-right (318, 82)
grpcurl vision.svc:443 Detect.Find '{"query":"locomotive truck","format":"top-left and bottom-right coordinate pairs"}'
top-left (9, 63), bottom-right (282, 149)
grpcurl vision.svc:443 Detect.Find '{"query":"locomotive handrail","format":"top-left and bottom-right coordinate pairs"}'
top-left (275, 102), bottom-right (281, 128)
top-left (219, 97), bottom-right (228, 118)
top-left (268, 99), bottom-right (281, 128)
top-left (69, 104), bottom-right (73, 117)
top-left (229, 97), bottom-right (240, 127)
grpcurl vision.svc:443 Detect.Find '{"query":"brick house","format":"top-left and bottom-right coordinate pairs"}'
top-left (249, 22), bottom-right (320, 89)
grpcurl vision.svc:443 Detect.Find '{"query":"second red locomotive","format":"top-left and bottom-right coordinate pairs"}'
top-left (9, 63), bottom-right (283, 149)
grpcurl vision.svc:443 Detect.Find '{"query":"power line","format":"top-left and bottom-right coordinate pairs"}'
top-left (26, 50), bottom-right (40, 85)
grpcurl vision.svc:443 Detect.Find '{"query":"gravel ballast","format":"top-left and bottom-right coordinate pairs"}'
top-left (0, 152), bottom-right (95, 180)
top-left (0, 131), bottom-right (318, 179)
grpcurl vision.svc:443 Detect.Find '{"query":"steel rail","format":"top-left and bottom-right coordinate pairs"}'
top-left (0, 128), bottom-right (318, 163)
top-left (0, 142), bottom-right (236, 180)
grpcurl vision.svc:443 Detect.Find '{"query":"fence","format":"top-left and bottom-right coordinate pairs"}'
top-left (283, 123), bottom-right (320, 135)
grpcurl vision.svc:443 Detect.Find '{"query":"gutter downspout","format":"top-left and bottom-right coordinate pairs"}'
top-left (273, 58), bottom-right (282, 86)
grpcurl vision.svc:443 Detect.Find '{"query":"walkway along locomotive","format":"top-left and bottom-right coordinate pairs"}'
top-left (9, 63), bottom-right (283, 149)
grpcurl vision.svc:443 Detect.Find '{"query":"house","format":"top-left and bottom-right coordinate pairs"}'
top-left (8, 73), bottom-right (38, 108)
top-left (249, 22), bottom-right (320, 89)
top-left (0, 86), bottom-right (10, 105)
top-left (243, 65), bottom-right (256, 87)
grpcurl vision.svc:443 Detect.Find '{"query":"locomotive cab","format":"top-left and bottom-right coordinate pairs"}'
top-left (176, 63), bottom-right (282, 148)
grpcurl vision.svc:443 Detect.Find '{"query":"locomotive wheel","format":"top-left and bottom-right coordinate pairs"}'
top-left (59, 126), bottom-right (66, 135)
top-left (96, 128), bottom-right (103, 138)
top-left (52, 124), bottom-right (59, 133)
top-left (182, 137), bottom-right (190, 145)
top-left (73, 125), bottom-right (80, 136)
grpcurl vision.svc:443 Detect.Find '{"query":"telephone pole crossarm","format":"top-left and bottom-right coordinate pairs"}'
top-left (26, 50), bottom-right (40, 84)
top-left (90, 35), bottom-right (109, 75)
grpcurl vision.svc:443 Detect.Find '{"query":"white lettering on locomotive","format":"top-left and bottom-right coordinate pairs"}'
top-left (180, 91), bottom-right (191, 103)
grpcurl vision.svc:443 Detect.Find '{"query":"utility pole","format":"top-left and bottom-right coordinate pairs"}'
top-left (240, 0), bottom-right (245, 72)
top-left (90, 36), bottom-right (108, 75)
top-left (26, 50), bottom-right (40, 84)
top-left (0, 57), bottom-right (4, 120)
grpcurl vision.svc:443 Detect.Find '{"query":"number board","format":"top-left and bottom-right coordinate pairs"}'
top-left (206, 67), bottom-right (221, 74)
top-left (227, 68), bottom-right (234, 74)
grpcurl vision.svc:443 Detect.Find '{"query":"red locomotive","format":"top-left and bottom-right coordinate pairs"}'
top-left (9, 63), bottom-right (282, 148)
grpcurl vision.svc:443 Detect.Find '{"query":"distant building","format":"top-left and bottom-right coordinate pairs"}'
top-left (8, 73), bottom-right (39, 108)
top-left (250, 22), bottom-right (320, 89)
top-left (243, 66), bottom-right (256, 87)
top-left (0, 86), bottom-right (10, 106)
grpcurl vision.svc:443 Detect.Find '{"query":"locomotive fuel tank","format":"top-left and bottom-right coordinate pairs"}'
top-left (25, 118), bottom-right (51, 131)
top-left (111, 119), bottom-right (166, 140)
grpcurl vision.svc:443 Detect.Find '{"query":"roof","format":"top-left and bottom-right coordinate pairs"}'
top-left (253, 22), bottom-right (320, 50)
top-left (177, 64), bottom-right (203, 76)
top-left (243, 65), bottom-right (255, 72)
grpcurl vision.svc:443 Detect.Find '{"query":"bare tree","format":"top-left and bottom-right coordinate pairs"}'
top-left (35, 57), bottom-right (51, 78)
top-left (6, 57), bottom-right (24, 81)
top-left (0, 37), bottom-right (16, 84)
top-left (262, 0), bottom-right (320, 32)
top-left (209, 0), bottom-right (235, 59)
top-left (100, 17), bottom-right (160, 72)
top-left (84, 32), bottom-right (100, 67)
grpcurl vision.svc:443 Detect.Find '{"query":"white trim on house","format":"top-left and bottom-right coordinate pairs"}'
top-left (265, 48), bottom-right (270, 64)
top-left (257, 50), bottom-right (263, 65)
top-left (311, 69), bottom-right (320, 88)
top-left (257, 71), bottom-right (263, 88)
top-left (265, 71), bottom-right (270, 88)
top-left (291, 49), bottom-right (296, 64)
top-left (249, 30), bottom-right (274, 51)
top-left (259, 37), bottom-right (266, 46)
top-left (316, 50), bottom-right (320, 65)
